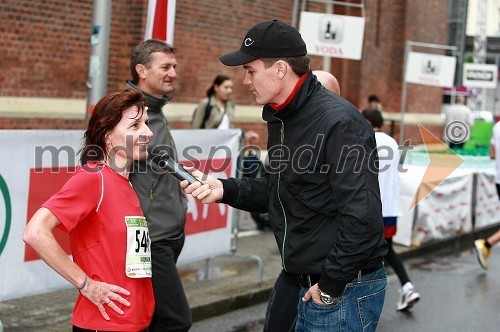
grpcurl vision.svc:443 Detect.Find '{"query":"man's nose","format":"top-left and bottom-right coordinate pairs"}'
top-left (168, 69), bottom-right (177, 79)
top-left (243, 72), bottom-right (251, 85)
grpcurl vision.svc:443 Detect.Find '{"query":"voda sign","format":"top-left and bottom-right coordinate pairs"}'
top-left (299, 11), bottom-right (365, 60)
top-left (405, 52), bottom-right (456, 87)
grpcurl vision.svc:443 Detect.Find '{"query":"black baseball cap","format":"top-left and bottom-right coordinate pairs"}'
top-left (219, 20), bottom-right (307, 66)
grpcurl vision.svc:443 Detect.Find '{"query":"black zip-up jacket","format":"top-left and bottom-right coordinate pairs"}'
top-left (221, 72), bottom-right (388, 297)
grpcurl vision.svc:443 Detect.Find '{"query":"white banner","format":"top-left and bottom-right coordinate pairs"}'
top-left (393, 166), bottom-right (426, 247)
top-left (412, 169), bottom-right (473, 244)
top-left (463, 63), bottom-right (498, 89)
top-left (475, 171), bottom-right (500, 228)
top-left (394, 166), bottom-right (475, 247)
top-left (175, 129), bottom-right (241, 264)
top-left (299, 11), bottom-right (365, 60)
top-left (0, 129), bottom-right (240, 301)
top-left (405, 52), bottom-right (456, 87)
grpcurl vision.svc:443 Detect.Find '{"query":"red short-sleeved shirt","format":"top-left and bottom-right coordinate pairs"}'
top-left (43, 163), bottom-right (154, 331)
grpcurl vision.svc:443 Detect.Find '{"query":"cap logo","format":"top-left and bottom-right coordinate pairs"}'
top-left (244, 38), bottom-right (254, 47)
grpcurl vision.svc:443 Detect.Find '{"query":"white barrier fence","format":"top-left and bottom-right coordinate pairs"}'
top-left (0, 129), bottom-right (240, 301)
top-left (394, 165), bottom-right (500, 247)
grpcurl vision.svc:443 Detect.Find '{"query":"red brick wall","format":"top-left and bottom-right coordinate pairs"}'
top-left (0, 0), bottom-right (450, 145)
top-left (172, 0), bottom-right (294, 105)
top-left (0, 0), bottom-right (92, 98)
top-left (402, 0), bottom-right (449, 143)
top-left (0, 118), bottom-right (86, 130)
top-left (348, 0), bottom-right (448, 144)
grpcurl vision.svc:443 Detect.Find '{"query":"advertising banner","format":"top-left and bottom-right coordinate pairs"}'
top-left (405, 52), bottom-right (456, 87)
top-left (299, 11), bottom-right (365, 60)
top-left (0, 129), bottom-right (240, 301)
top-left (463, 63), bottom-right (498, 89)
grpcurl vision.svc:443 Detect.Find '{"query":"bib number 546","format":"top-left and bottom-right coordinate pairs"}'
top-left (135, 229), bottom-right (150, 253)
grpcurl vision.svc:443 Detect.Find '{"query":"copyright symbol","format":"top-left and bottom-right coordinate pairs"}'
top-left (445, 121), bottom-right (469, 143)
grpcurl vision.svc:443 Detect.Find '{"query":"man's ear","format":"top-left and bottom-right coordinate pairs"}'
top-left (275, 61), bottom-right (288, 80)
top-left (136, 64), bottom-right (147, 79)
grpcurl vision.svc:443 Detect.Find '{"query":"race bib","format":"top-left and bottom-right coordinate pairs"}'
top-left (125, 216), bottom-right (152, 278)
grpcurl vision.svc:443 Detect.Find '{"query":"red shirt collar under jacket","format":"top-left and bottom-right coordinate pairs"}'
top-left (268, 72), bottom-right (308, 111)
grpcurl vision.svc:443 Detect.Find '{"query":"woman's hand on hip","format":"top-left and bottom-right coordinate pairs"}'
top-left (80, 278), bottom-right (131, 321)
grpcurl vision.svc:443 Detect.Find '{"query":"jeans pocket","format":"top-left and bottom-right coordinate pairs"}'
top-left (296, 288), bottom-right (342, 332)
top-left (303, 298), bottom-right (341, 330)
top-left (356, 281), bottom-right (387, 331)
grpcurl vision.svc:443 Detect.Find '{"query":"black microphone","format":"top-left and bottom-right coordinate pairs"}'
top-left (151, 150), bottom-right (198, 185)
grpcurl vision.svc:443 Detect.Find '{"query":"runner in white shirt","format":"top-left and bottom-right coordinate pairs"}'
top-left (474, 121), bottom-right (500, 269)
top-left (362, 108), bottom-right (421, 311)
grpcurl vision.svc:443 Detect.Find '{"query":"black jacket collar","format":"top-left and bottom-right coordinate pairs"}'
top-left (262, 71), bottom-right (319, 123)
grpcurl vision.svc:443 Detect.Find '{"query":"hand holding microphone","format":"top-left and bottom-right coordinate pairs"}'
top-left (151, 150), bottom-right (198, 185)
top-left (151, 150), bottom-right (224, 204)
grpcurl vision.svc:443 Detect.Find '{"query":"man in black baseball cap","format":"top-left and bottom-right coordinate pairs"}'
top-left (183, 20), bottom-right (388, 331)
top-left (219, 19), bottom-right (307, 66)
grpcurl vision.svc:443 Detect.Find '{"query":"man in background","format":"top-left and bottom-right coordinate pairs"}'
top-left (443, 95), bottom-right (474, 150)
top-left (313, 70), bottom-right (341, 95)
top-left (128, 40), bottom-right (191, 332)
top-left (368, 95), bottom-right (383, 110)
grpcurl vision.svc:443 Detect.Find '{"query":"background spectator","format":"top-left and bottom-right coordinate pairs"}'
top-left (192, 75), bottom-right (235, 129)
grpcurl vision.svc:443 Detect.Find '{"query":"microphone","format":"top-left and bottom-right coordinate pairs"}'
top-left (151, 150), bottom-right (198, 185)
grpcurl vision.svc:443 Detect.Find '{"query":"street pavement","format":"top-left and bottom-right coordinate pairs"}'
top-left (1, 212), bottom-right (499, 331)
top-left (378, 246), bottom-right (500, 331)
top-left (190, 241), bottom-right (500, 331)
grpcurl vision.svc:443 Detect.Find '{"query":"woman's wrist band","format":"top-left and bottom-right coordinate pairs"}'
top-left (77, 275), bottom-right (87, 291)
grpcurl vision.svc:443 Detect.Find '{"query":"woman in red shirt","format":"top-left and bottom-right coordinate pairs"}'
top-left (23, 89), bottom-right (155, 331)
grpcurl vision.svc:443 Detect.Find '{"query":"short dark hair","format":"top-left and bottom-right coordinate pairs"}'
top-left (130, 39), bottom-right (176, 84)
top-left (80, 89), bottom-right (146, 164)
top-left (261, 55), bottom-right (310, 76)
top-left (207, 75), bottom-right (231, 98)
top-left (362, 108), bottom-right (384, 128)
top-left (368, 95), bottom-right (380, 103)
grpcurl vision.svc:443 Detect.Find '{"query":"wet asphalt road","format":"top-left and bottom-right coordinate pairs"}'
top-left (191, 246), bottom-right (500, 331)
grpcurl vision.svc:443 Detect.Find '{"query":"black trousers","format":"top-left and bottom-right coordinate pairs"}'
top-left (385, 238), bottom-right (410, 286)
top-left (149, 235), bottom-right (192, 332)
top-left (264, 269), bottom-right (301, 332)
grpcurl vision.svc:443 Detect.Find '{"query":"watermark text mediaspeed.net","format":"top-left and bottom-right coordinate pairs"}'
top-left (32, 122), bottom-right (467, 208)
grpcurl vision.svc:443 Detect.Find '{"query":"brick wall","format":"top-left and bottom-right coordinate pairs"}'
top-left (0, 0), bottom-right (451, 145)
top-left (401, 0), bottom-right (449, 143)
top-left (354, 0), bottom-right (448, 143)
top-left (172, 0), bottom-right (295, 105)
top-left (0, 0), bottom-right (92, 98)
top-left (0, 118), bottom-right (85, 130)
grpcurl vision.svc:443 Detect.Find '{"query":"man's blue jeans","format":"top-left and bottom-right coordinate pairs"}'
top-left (296, 266), bottom-right (387, 332)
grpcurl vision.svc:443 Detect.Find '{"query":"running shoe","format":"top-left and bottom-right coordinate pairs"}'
top-left (396, 287), bottom-right (420, 311)
top-left (474, 239), bottom-right (490, 270)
